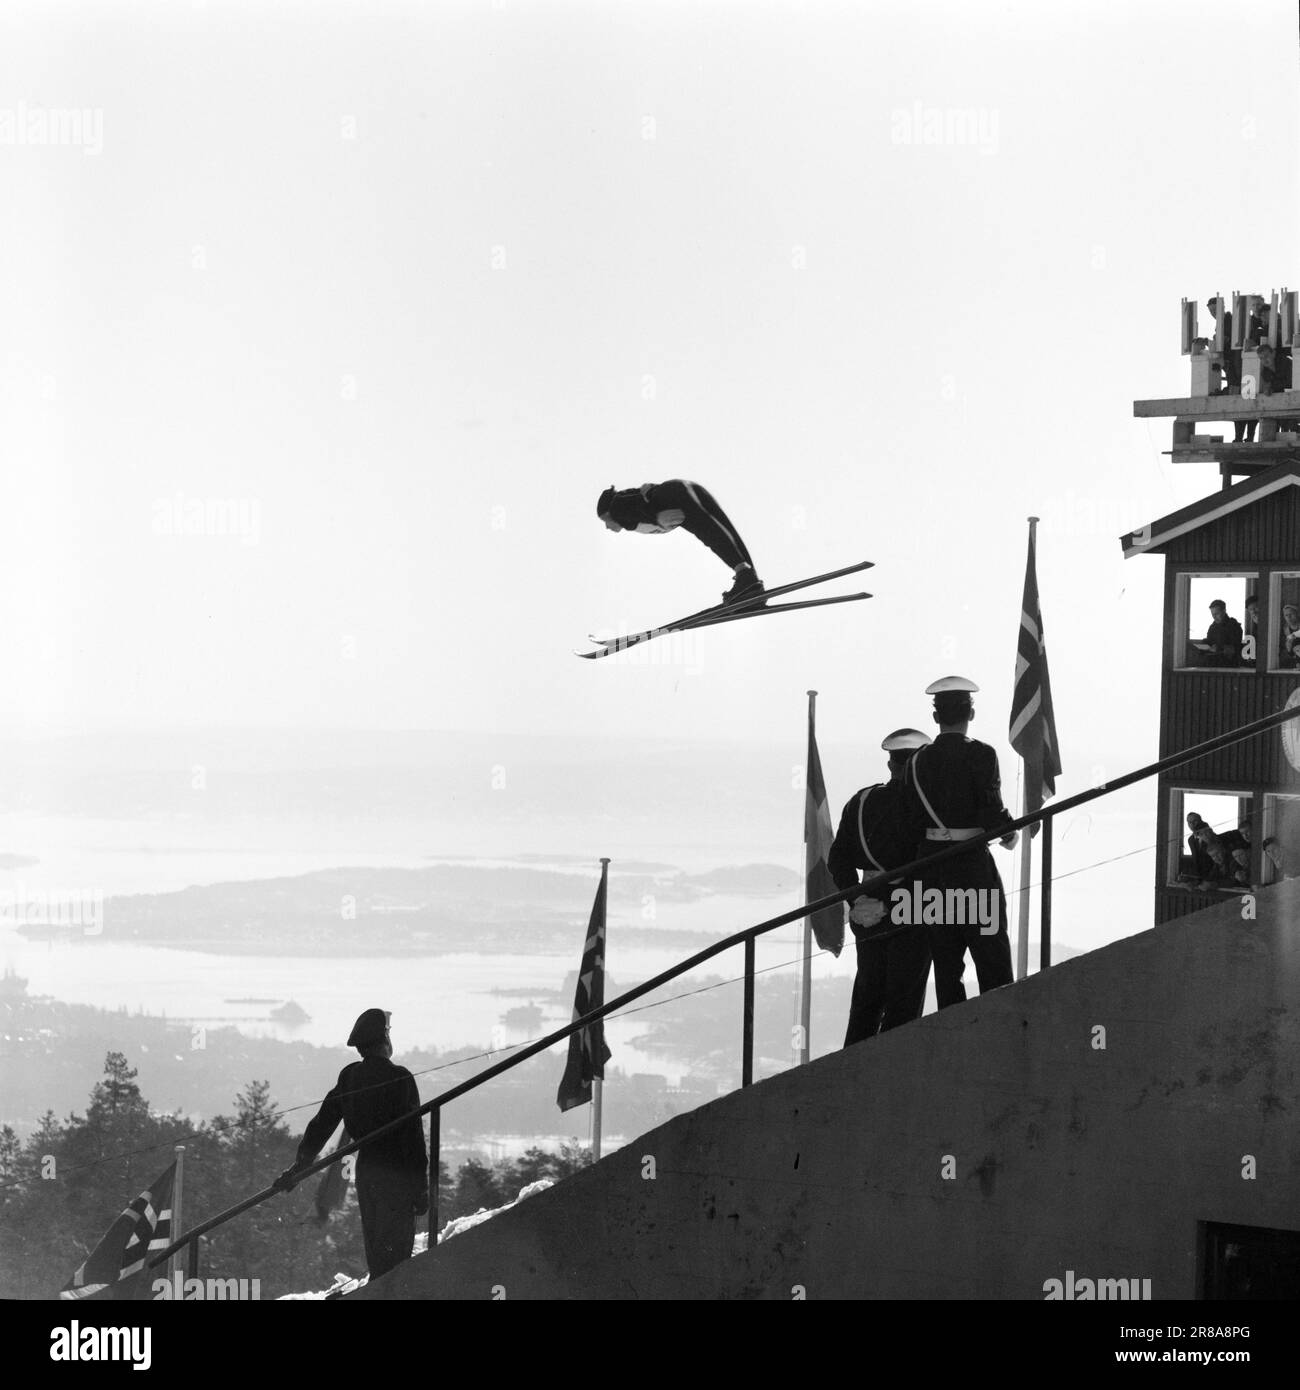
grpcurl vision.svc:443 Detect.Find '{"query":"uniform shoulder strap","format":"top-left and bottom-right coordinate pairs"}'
top-left (908, 747), bottom-right (949, 834)
top-left (856, 784), bottom-right (887, 871)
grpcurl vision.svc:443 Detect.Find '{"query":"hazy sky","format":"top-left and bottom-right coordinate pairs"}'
top-left (4, 0), bottom-right (1298, 798)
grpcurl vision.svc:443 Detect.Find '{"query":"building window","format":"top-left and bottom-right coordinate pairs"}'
top-left (1267, 572), bottom-right (1300, 672)
top-left (1200, 1221), bottom-right (1300, 1299)
top-left (1169, 789), bottom-right (1252, 891)
top-left (1174, 574), bottom-right (1257, 670)
top-left (1260, 794), bottom-right (1300, 885)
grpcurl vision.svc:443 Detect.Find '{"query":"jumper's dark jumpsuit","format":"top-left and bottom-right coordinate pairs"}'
top-left (603, 480), bottom-right (754, 571)
top-left (295, 1056), bottom-right (428, 1280)
top-left (828, 781), bottom-right (932, 1043)
top-left (901, 734), bottom-right (1014, 1009)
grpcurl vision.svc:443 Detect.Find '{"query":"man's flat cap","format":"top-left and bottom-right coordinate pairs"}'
top-left (347, 1008), bottom-right (391, 1047)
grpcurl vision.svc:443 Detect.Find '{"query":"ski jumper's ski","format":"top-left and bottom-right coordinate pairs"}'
top-left (578, 560), bottom-right (873, 659)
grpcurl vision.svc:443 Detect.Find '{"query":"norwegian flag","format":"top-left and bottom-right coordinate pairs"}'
top-left (1009, 524), bottom-right (1062, 835)
top-left (59, 1161), bottom-right (176, 1300)
top-left (556, 865), bottom-right (612, 1113)
top-left (805, 702), bottom-right (844, 957)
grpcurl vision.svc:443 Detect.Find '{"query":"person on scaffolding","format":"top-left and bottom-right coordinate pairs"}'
top-left (596, 479), bottom-right (764, 604)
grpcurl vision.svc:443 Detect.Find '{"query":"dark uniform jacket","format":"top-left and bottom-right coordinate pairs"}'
top-left (296, 1056), bottom-right (427, 1194)
top-left (902, 733), bottom-right (1014, 883)
top-left (828, 781), bottom-right (917, 909)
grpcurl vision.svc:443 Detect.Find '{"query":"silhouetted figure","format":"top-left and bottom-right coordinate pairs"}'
top-left (1186, 813), bottom-right (1215, 880)
top-left (274, 1008), bottom-right (428, 1281)
top-left (899, 677), bottom-right (1018, 1010)
top-left (828, 728), bottom-right (933, 1044)
top-left (596, 480), bottom-right (763, 604)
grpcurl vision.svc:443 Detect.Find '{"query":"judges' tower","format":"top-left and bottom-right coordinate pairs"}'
top-left (1124, 288), bottom-right (1300, 925)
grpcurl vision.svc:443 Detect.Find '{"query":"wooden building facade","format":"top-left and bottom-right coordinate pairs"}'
top-left (1122, 462), bottom-right (1300, 925)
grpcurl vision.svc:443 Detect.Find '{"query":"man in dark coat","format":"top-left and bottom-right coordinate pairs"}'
top-left (1204, 599), bottom-right (1244, 667)
top-left (596, 479), bottom-right (763, 603)
top-left (828, 728), bottom-right (933, 1044)
top-left (274, 1008), bottom-right (428, 1281)
top-left (900, 677), bottom-right (1019, 1010)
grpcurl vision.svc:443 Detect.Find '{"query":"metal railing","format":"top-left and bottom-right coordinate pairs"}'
top-left (149, 699), bottom-right (1300, 1275)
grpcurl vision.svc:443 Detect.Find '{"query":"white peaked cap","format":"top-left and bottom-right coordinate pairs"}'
top-left (925, 675), bottom-right (980, 694)
top-left (880, 728), bottom-right (932, 751)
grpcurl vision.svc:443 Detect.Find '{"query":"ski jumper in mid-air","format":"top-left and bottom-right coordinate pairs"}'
top-left (596, 480), bottom-right (764, 604)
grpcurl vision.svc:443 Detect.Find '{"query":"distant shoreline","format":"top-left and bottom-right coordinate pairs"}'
top-left (14, 923), bottom-right (721, 957)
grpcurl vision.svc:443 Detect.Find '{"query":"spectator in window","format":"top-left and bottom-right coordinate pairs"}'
top-left (1218, 824), bottom-right (1248, 860)
top-left (1205, 599), bottom-right (1244, 667)
top-left (1263, 837), bottom-right (1288, 879)
top-left (1186, 813), bottom-right (1216, 881)
top-left (1244, 595), bottom-right (1258, 638)
top-left (1229, 847), bottom-right (1251, 886)
top-left (1198, 835), bottom-right (1237, 891)
top-left (1280, 604), bottom-right (1300, 667)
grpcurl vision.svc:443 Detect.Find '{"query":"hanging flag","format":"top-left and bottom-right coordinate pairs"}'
top-left (312, 1128), bottom-right (353, 1224)
top-left (556, 864), bottom-right (612, 1113)
top-left (805, 698), bottom-right (844, 956)
top-left (59, 1161), bottom-right (176, 1301)
top-left (1009, 523), bottom-right (1062, 836)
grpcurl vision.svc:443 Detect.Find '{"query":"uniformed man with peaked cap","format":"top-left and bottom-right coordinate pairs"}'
top-left (828, 727), bottom-right (934, 1044)
top-left (273, 1007), bottom-right (429, 1281)
top-left (900, 677), bottom-right (1019, 1009)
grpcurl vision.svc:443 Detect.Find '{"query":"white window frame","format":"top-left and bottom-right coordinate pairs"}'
top-left (1172, 570), bottom-right (1259, 673)
top-left (1266, 571), bottom-right (1300, 674)
top-left (1167, 786), bottom-right (1253, 888)
top-left (1260, 793), bottom-right (1300, 886)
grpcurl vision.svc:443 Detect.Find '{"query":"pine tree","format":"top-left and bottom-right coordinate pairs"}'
top-left (449, 1157), bottom-right (503, 1218)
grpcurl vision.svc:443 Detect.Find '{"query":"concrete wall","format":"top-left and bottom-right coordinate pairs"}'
top-left (361, 882), bottom-right (1300, 1300)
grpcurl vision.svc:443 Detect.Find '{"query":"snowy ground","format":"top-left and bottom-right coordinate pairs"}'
top-left (278, 1179), bottom-right (555, 1300)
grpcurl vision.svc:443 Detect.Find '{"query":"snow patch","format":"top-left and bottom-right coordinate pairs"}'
top-left (278, 1178), bottom-right (555, 1299)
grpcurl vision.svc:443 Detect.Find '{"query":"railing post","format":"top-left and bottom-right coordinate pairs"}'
top-left (186, 1235), bottom-right (200, 1281)
top-left (1041, 813), bottom-right (1053, 969)
top-left (428, 1106), bottom-right (440, 1244)
top-left (742, 936), bottom-right (755, 1087)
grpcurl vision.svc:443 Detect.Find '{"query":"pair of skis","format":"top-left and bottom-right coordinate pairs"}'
top-left (578, 560), bottom-right (873, 660)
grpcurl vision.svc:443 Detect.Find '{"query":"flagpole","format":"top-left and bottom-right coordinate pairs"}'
top-left (1015, 788), bottom-right (1032, 979)
top-left (591, 857), bottom-right (609, 1160)
top-left (591, 1079), bottom-right (603, 1159)
top-left (1014, 518), bottom-right (1038, 980)
top-left (170, 1143), bottom-right (185, 1286)
top-left (800, 692), bottom-right (816, 1066)
top-left (1040, 819), bottom-right (1053, 968)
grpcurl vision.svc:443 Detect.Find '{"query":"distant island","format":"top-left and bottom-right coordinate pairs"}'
top-left (0, 853), bottom-right (39, 869)
top-left (15, 861), bottom-right (800, 957)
